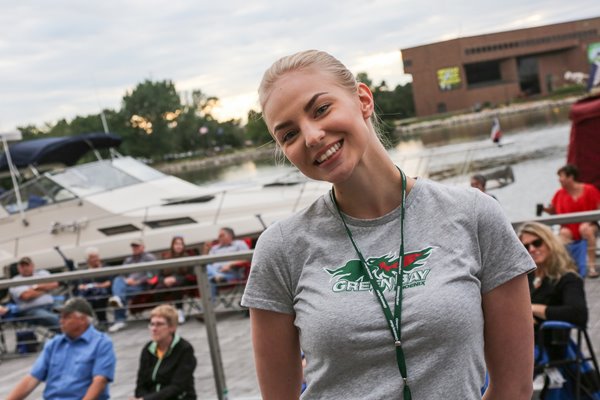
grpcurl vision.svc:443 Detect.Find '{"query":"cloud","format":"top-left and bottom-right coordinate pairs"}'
top-left (0, 0), bottom-right (599, 131)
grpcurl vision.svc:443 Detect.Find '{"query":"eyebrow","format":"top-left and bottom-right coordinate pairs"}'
top-left (273, 92), bottom-right (328, 134)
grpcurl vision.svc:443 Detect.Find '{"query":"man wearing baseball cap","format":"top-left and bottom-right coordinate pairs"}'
top-left (9, 257), bottom-right (60, 330)
top-left (7, 297), bottom-right (116, 400)
top-left (108, 238), bottom-right (156, 333)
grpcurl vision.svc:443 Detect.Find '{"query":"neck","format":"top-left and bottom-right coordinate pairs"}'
top-left (67, 324), bottom-right (89, 340)
top-left (565, 181), bottom-right (582, 194)
top-left (157, 336), bottom-right (173, 352)
top-left (333, 151), bottom-right (414, 219)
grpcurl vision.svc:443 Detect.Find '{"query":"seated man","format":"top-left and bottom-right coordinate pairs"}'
top-left (9, 257), bottom-right (60, 331)
top-left (77, 247), bottom-right (112, 329)
top-left (6, 297), bottom-right (116, 400)
top-left (108, 239), bottom-right (156, 333)
top-left (203, 227), bottom-right (250, 300)
top-left (543, 164), bottom-right (600, 277)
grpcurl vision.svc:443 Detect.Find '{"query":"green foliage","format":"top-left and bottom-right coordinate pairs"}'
top-left (355, 72), bottom-right (416, 145)
top-left (14, 73), bottom-right (415, 159)
top-left (245, 110), bottom-right (271, 145)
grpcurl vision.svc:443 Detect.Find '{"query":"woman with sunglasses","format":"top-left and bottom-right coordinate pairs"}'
top-left (130, 304), bottom-right (197, 400)
top-left (242, 50), bottom-right (536, 399)
top-left (518, 222), bottom-right (588, 329)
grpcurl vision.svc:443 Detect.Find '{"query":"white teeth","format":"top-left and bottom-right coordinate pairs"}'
top-left (317, 142), bottom-right (341, 163)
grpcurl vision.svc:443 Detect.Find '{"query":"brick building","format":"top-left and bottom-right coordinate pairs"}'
top-left (401, 17), bottom-right (600, 116)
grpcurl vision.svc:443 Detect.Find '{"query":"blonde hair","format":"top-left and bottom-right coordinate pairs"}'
top-left (517, 222), bottom-right (578, 280)
top-left (258, 50), bottom-right (357, 110)
top-left (258, 50), bottom-right (387, 145)
top-left (150, 304), bottom-right (178, 328)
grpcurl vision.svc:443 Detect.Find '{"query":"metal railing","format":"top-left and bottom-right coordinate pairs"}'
top-left (0, 251), bottom-right (253, 400)
top-left (511, 210), bottom-right (600, 230)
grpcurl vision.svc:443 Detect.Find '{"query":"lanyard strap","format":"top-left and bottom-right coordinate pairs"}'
top-left (331, 169), bottom-right (411, 400)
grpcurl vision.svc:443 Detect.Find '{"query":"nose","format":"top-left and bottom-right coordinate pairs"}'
top-left (304, 124), bottom-right (325, 148)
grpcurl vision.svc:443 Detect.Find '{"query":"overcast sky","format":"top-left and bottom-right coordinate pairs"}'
top-left (1, 1), bottom-right (599, 132)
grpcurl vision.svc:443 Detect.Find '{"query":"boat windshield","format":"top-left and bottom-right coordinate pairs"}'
top-left (0, 157), bottom-right (166, 215)
top-left (0, 175), bottom-right (78, 215)
top-left (50, 157), bottom-right (164, 197)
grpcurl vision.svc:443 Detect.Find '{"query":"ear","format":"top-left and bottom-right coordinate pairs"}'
top-left (357, 82), bottom-right (374, 119)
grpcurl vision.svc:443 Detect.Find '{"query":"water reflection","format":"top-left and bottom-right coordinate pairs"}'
top-left (174, 118), bottom-right (570, 189)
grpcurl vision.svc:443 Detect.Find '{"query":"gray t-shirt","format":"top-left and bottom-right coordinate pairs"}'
top-left (10, 270), bottom-right (55, 310)
top-left (123, 252), bottom-right (157, 284)
top-left (242, 178), bottom-right (535, 399)
top-left (207, 240), bottom-right (250, 277)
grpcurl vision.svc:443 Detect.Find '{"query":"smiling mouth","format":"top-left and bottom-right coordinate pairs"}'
top-left (315, 141), bottom-right (342, 165)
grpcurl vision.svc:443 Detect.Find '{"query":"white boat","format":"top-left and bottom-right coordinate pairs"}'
top-left (0, 132), bottom-right (328, 277)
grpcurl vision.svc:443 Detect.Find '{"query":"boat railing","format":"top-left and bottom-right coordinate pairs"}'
top-left (0, 180), bottom-right (321, 261)
top-left (511, 210), bottom-right (600, 229)
top-left (395, 140), bottom-right (515, 180)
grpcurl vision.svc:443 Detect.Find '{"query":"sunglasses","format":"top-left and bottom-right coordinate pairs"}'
top-left (523, 238), bottom-right (544, 250)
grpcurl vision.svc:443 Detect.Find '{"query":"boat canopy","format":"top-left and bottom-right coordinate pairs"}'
top-left (0, 132), bottom-right (122, 172)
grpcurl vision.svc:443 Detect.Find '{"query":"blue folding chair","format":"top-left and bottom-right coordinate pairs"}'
top-left (534, 321), bottom-right (600, 399)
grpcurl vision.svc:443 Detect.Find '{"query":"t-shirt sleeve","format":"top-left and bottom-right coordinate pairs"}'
top-left (476, 192), bottom-right (536, 293)
top-left (241, 223), bottom-right (296, 315)
top-left (93, 336), bottom-right (116, 382)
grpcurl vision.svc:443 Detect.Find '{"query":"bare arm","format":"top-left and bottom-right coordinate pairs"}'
top-left (6, 375), bottom-right (40, 400)
top-left (482, 274), bottom-right (534, 400)
top-left (82, 376), bottom-right (108, 400)
top-left (250, 308), bottom-right (302, 399)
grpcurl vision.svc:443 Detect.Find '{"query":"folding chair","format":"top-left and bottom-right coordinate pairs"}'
top-left (534, 321), bottom-right (600, 399)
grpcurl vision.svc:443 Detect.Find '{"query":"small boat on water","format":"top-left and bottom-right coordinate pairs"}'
top-left (0, 132), bottom-right (328, 277)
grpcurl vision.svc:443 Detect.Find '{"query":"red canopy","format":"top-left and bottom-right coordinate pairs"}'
top-left (568, 95), bottom-right (600, 190)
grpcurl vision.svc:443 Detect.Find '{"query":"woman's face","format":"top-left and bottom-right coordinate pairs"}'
top-left (521, 232), bottom-right (549, 267)
top-left (149, 316), bottom-right (175, 343)
top-left (262, 68), bottom-right (375, 185)
top-left (172, 238), bottom-right (184, 254)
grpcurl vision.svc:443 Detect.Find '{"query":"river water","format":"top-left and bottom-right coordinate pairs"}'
top-left (176, 121), bottom-right (572, 223)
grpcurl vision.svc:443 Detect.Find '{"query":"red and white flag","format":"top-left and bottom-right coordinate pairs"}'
top-left (490, 117), bottom-right (502, 144)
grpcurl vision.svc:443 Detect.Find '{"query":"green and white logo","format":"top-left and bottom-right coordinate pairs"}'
top-left (324, 247), bottom-right (433, 293)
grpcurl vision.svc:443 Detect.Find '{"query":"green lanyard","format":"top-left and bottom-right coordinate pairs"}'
top-left (331, 169), bottom-right (411, 400)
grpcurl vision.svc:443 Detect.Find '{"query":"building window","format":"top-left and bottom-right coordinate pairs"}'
top-left (464, 60), bottom-right (502, 87)
top-left (437, 102), bottom-right (447, 113)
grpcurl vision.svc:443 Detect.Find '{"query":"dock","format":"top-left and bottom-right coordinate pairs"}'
top-left (1, 278), bottom-right (599, 399)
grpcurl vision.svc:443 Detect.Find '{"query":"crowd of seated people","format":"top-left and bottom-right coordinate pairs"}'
top-left (1, 229), bottom-right (253, 341)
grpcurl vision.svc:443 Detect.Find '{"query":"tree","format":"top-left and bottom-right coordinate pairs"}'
top-left (244, 110), bottom-right (271, 145)
top-left (120, 79), bottom-right (183, 158)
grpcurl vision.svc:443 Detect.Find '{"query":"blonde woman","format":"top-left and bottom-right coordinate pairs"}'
top-left (241, 50), bottom-right (535, 399)
top-left (131, 305), bottom-right (196, 400)
top-left (518, 222), bottom-right (588, 327)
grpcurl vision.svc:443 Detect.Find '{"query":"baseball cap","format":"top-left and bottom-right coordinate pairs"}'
top-left (131, 238), bottom-right (144, 246)
top-left (59, 297), bottom-right (94, 317)
top-left (18, 256), bottom-right (33, 265)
